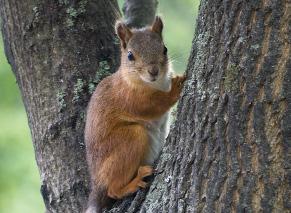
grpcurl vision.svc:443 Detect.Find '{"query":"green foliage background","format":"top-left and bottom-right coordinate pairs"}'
top-left (0, 1), bottom-right (199, 212)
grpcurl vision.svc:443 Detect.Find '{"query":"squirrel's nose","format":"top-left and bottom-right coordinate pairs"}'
top-left (148, 66), bottom-right (159, 77)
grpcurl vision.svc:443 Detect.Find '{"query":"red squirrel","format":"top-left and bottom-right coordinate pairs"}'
top-left (85, 16), bottom-right (186, 212)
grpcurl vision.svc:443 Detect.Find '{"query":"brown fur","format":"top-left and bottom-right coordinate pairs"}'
top-left (85, 16), bottom-right (186, 212)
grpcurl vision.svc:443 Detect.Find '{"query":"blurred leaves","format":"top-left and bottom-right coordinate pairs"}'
top-left (0, 37), bottom-right (22, 109)
top-left (0, 108), bottom-right (44, 212)
top-left (0, 32), bottom-right (44, 213)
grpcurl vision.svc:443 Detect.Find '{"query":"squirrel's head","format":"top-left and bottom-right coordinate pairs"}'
top-left (116, 16), bottom-right (171, 91)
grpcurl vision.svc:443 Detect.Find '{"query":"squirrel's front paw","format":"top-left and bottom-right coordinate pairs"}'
top-left (172, 75), bottom-right (186, 87)
top-left (172, 75), bottom-right (186, 96)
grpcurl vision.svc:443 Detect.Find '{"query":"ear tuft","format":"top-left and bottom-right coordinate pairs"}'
top-left (151, 16), bottom-right (163, 36)
top-left (115, 20), bottom-right (132, 49)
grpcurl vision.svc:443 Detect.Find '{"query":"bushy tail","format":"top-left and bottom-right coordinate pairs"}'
top-left (85, 186), bottom-right (107, 213)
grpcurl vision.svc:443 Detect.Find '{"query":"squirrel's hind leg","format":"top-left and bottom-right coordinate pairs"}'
top-left (107, 165), bottom-right (153, 199)
top-left (103, 125), bottom-right (152, 200)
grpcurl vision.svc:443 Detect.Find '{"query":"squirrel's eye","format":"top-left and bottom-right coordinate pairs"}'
top-left (163, 46), bottom-right (168, 55)
top-left (127, 51), bottom-right (134, 61)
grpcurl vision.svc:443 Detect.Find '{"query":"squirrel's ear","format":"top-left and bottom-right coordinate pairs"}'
top-left (151, 16), bottom-right (163, 36)
top-left (115, 21), bottom-right (132, 49)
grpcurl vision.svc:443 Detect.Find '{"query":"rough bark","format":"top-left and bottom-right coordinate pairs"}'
top-left (122, 0), bottom-right (158, 28)
top-left (109, 0), bottom-right (291, 212)
top-left (0, 0), bottom-right (120, 212)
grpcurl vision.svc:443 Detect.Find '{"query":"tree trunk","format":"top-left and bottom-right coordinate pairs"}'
top-left (122, 0), bottom-right (158, 28)
top-left (0, 1), bottom-right (120, 212)
top-left (109, 0), bottom-right (291, 212)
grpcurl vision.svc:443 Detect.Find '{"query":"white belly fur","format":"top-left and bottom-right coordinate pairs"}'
top-left (144, 112), bottom-right (170, 165)
top-left (143, 64), bottom-right (173, 165)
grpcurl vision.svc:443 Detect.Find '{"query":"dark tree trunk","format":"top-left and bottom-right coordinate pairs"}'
top-left (109, 0), bottom-right (291, 212)
top-left (0, 0), bottom-right (120, 212)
